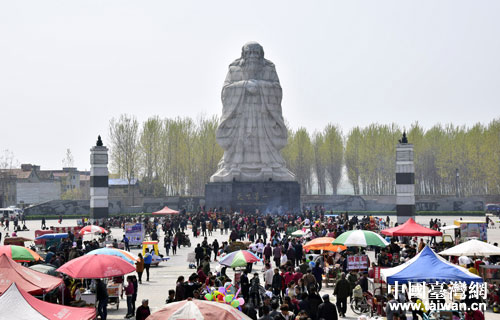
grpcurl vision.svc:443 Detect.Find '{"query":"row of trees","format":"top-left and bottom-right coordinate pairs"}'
top-left (108, 114), bottom-right (500, 196)
top-left (109, 114), bottom-right (223, 197)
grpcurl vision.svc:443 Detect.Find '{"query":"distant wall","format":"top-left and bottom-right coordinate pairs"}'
top-left (24, 194), bottom-right (500, 216)
top-left (17, 182), bottom-right (61, 205)
top-left (301, 195), bottom-right (500, 212)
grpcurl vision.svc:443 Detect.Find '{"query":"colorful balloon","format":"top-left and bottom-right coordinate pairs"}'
top-left (231, 300), bottom-right (239, 308)
top-left (237, 298), bottom-right (245, 306)
top-left (218, 286), bottom-right (226, 294)
top-left (204, 293), bottom-right (213, 301)
top-left (224, 294), bottom-right (234, 303)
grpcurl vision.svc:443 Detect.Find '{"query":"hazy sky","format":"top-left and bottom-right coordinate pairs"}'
top-left (1, 1), bottom-right (499, 171)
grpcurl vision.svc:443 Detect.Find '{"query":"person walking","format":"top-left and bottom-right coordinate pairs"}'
top-left (123, 235), bottom-right (130, 252)
top-left (334, 272), bottom-right (351, 317)
top-left (172, 234), bottom-right (178, 255)
top-left (164, 235), bottom-right (171, 256)
top-left (136, 253), bottom-right (145, 284)
top-left (96, 279), bottom-right (108, 320)
top-left (317, 294), bottom-right (338, 320)
top-left (143, 249), bottom-right (152, 281)
top-left (124, 277), bottom-right (135, 318)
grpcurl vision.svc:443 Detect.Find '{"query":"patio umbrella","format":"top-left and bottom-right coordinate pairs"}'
top-left (79, 225), bottom-right (108, 236)
top-left (219, 250), bottom-right (261, 268)
top-left (35, 233), bottom-right (68, 240)
top-left (0, 245), bottom-right (43, 262)
top-left (439, 239), bottom-right (500, 256)
top-left (303, 237), bottom-right (347, 252)
top-left (87, 248), bottom-right (139, 264)
top-left (29, 264), bottom-right (59, 276)
top-left (57, 254), bottom-right (135, 279)
top-left (148, 299), bottom-right (252, 320)
top-left (332, 230), bottom-right (389, 248)
top-left (291, 229), bottom-right (311, 237)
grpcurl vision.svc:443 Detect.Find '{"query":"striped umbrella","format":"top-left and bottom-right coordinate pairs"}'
top-left (332, 230), bottom-right (389, 248)
top-left (219, 250), bottom-right (261, 268)
top-left (0, 245), bottom-right (43, 262)
top-left (79, 225), bottom-right (108, 236)
top-left (86, 248), bottom-right (138, 264)
top-left (303, 237), bottom-right (347, 252)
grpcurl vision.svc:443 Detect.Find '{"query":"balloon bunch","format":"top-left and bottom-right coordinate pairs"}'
top-left (204, 283), bottom-right (245, 310)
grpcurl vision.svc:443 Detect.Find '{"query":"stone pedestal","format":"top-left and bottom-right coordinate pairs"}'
top-left (205, 181), bottom-right (300, 214)
top-left (90, 143), bottom-right (109, 219)
top-left (396, 143), bottom-right (415, 224)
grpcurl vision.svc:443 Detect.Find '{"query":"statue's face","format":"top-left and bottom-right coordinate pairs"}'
top-left (243, 45), bottom-right (262, 62)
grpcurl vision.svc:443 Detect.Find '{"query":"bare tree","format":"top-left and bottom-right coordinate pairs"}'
top-left (109, 114), bottom-right (139, 204)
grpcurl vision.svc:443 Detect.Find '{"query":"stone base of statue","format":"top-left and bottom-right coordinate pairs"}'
top-left (205, 181), bottom-right (300, 214)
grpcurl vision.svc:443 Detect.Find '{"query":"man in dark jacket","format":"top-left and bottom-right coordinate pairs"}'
top-left (317, 294), bottom-right (338, 320)
top-left (96, 279), bottom-right (108, 320)
top-left (334, 273), bottom-right (351, 317)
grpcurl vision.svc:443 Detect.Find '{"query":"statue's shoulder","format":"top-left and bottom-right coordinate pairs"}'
top-left (229, 58), bottom-right (243, 68)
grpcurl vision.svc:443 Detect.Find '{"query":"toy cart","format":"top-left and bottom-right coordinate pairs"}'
top-left (107, 283), bottom-right (122, 309)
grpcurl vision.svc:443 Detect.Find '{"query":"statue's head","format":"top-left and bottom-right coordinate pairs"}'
top-left (241, 42), bottom-right (264, 62)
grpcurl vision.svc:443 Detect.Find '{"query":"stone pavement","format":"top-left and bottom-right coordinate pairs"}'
top-left (2, 216), bottom-right (500, 319)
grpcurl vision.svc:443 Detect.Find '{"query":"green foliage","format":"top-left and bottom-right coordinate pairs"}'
top-left (109, 113), bottom-right (500, 196)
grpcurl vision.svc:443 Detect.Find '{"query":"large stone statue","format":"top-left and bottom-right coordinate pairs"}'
top-left (210, 42), bottom-right (295, 182)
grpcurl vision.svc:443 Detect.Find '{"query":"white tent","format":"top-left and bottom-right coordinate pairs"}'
top-left (439, 239), bottom-right (500, 256)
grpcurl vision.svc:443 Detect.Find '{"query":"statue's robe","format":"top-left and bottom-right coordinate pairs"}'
top-left (210, 58), bottom-right (295, 182)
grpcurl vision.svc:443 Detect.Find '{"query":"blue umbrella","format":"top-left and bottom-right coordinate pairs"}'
top-left (35, 233), bottom-right (69, 240)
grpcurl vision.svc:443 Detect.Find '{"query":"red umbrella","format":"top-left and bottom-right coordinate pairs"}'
top-left (79, 225), bottom-right (108, 236)
top-left (57, 254), bottom-right (135, 279)
top-left (381, 218), bottom-right (442, 237)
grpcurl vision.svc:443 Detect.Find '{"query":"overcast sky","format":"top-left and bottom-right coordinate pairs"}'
top-left (1, 1), bottom-right (499, 171)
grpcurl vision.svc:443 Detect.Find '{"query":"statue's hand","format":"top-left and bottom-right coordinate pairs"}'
top-left (245, 80), bottom-right (258, 94)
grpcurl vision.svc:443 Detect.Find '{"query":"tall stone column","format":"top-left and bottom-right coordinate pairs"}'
top-left (396, 132), bottom-right (415, 224)
top-left (90, 136), bottom-right (109, 219)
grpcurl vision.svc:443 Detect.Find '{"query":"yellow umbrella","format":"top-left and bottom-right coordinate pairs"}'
top-left (303, 237), bottom-right (346, 252)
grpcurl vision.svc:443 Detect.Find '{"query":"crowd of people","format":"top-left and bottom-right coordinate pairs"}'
top-left (1, 208), bottom-right (492, 320)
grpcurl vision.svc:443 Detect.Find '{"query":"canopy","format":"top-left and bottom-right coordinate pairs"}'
top-left (381, 218), bottom-right (442, 237)
top-left (0, 255), bottom-right (62, 295)
top-left (57, 254), bottom-right (136, 279)
top-left (148, 299), bottom-right (252, 320)
top-left (0, 283), bottom-right (96, 320)
top-left (381, 246), bottom-right (482, 284)
top-left (152, 206), bottom-right (180, 215)
top-left (35, 233), bottom-right (68, 240)
top-left (303, 237), bottom-right (346, 252)
top-left (439, 239), bottom-right (500, 256)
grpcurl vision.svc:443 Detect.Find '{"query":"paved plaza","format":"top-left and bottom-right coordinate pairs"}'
top-left (2, 215), bottom-right (500, 319)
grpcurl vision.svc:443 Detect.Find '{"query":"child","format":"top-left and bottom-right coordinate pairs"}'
top-left (166, 289), bottom-right (175, 303)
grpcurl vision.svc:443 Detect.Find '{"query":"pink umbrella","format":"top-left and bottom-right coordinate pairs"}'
top-left (79, 225), bottom-right (108, 236)
top-left (148, 299), bottom-right (252, 320)
top-left (57, 254), bottom-right (136, 279)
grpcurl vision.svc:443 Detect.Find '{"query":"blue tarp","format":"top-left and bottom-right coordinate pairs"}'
top-left (35, 233), bottom-right (68, 240)
top-left (383, 246), bottom-right (482, 284)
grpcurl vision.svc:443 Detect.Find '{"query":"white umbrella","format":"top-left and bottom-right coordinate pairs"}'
top-left (291, 229), bottom-right (311, 237)
top-left (439, 239), bottom-right (500, 256)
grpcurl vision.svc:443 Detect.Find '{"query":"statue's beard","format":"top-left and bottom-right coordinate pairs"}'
top-left (242, 58), bottom-right (264, 79)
